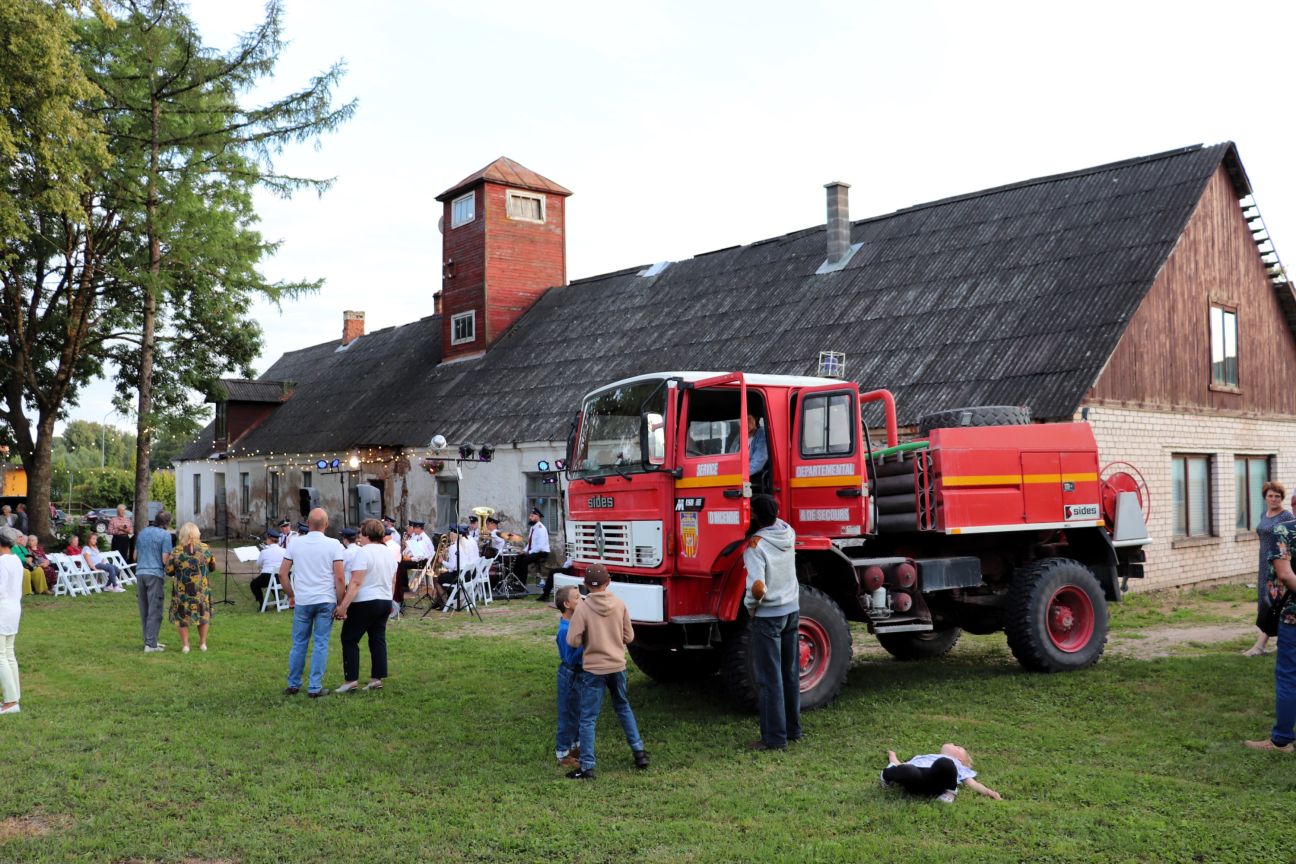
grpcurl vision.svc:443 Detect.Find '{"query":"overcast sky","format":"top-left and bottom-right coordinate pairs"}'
top-left (63, 0), bottom-right (1296, 433)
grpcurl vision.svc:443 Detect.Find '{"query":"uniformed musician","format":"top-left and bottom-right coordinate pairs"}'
top-left (395, 519), bottom-right (434, 607)
top-left (516, 507), bottom-right (552, 602)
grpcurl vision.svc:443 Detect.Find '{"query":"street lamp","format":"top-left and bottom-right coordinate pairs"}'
top-left (100, 409), bottom-right (116, 468)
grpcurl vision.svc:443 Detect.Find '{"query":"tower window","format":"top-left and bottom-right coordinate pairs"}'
top-left (451, 310), bottom-right (476, 345)
top-left (451, 192), bottom-right (475, 228)
top-left (506, 190), bottom-right (545, 223)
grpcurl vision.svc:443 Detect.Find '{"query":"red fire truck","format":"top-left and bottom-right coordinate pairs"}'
top-left (560, 372), bottom-right (1151, 710)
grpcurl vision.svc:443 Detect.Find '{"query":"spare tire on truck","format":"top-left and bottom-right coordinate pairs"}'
top-left (876, 627), bottom-right (962, 661)
top-left (721, 585), bottom-right (852, 712)
top-left (917, 405), bottom-right (1031, 436)
top-left (1005, 557), bottom-right (1108, 672)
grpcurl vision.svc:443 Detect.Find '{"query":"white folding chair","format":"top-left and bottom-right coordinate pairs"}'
top-left (48, 553), bottom-right (99, 596)
top-left (469, 557), bottom-right (495, 606)
top-left (103, 551), bottom-right (137, 586)
top-left (66, 555), bottom-right (106, 593)
top-left (261, 572), bottom-right (290, 612)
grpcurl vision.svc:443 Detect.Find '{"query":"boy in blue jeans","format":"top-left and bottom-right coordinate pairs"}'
top-left (564, 564), bottom-right (649, 780)
top-left (554, 585), bottom-right (584, 767)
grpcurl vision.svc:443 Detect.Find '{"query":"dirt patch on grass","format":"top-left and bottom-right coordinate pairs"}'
top-left (0, 812), bottom-right (73, 841)
top-left (1109, 623), bottom-right (1255, 659)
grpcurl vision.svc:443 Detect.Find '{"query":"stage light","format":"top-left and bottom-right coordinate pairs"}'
top-left (537, 459), bottom-right (550, 472)
top-left (479, 443), bottom-right (495, 462)
top-left (347, 454), bottom-right (360, 469)
top-left (316, 459), bottom-right (328, 470)
top-left (330, 458), bottom-right (341, 469)
top-left (458, 443), bottom-right (475, 461)
top-left (430, 434), bottom-right (447, 450)
top-left (554, 459), bottom-right (567, 471)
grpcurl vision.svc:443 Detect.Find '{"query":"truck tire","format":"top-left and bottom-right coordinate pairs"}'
top-left (917, 405), bottom-right (1031, 436)
top-left (720, 585), bottom-right (852, 712)
top-left (876, 627), bottom-right (961, 661)
top-left (627, 645), bottom-right (721, 684)
top-left (1005, 558), bottom-right (1108, 672)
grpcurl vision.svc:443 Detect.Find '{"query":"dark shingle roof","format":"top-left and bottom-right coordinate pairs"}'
top-left (212, 379), bottom-right (293, 403)
top-left (182, 142), bottom-right (1261, 461)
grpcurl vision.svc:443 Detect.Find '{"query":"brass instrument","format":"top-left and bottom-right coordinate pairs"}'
top-left (410, 532), bottom-right (449, 595)
top-left (431, 530), bottom-right (451, 576)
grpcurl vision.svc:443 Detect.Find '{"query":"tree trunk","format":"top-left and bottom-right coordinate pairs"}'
top-left (22, 412), bottom-right (58, 541)
top-left (132, 87), bottom-right (161, 535)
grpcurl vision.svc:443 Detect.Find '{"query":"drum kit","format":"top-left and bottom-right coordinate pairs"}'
top-left (471, 506), bottom-right (529, 600)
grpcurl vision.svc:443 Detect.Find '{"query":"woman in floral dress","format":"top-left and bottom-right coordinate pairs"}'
top-left (1246, 482), bottom-right (1296, 657)
top-left (167, 522), bottom-right (215, 654)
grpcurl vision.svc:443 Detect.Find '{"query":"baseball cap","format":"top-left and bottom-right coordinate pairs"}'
top-left (583, 563), bottom-right (610, 587)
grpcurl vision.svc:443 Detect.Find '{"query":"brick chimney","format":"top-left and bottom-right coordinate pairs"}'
top-left (342, 310), bottom-right (365, 346)
top-left (825, 182), bottom-right (851, 265)
top-left (434, 157), bottom-right (572, 362)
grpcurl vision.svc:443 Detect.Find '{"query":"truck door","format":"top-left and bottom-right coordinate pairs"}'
top-left (675, 376), bottom-right (749, 576)
top-left (789, 384), bottom-right (867, 537)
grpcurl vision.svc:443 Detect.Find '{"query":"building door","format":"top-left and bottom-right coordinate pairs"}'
top-left (214, 472), bottom-right (227, 537)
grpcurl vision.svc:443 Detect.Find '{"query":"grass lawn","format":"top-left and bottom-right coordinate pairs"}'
top-left (0, 579), bottom-right (1290, 863)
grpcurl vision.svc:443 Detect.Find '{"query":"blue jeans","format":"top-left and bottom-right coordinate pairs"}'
top-left (556, 663), bottom-right (581, 758)
top-left (751, 612), bottom-right (802, 748)
top-left (287, 603), bottom-right (335, 693)
top-left (1272, 621), bottom-right (1296, 746)
top-left (577, 670), bottom-right (644, 771)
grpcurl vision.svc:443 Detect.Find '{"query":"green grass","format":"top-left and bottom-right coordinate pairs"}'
top-left (0, 583), bottom-right (1289, 863)
top-left (1108, 581), bottom-right (1254, 632)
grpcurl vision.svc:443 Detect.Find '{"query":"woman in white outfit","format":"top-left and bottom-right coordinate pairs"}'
top-left (0, 531), bottom-right (24, 714)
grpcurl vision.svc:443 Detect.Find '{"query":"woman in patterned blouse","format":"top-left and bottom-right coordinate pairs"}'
top-left (1246, 521), bottom-right (1296, 752)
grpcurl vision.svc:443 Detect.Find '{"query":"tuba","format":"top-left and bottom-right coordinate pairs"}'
top-left (472, 506), bottom-right (496, 555)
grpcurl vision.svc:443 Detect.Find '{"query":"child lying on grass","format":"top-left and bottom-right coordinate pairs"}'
top-left (880, 744), bottom-right (1002, 802)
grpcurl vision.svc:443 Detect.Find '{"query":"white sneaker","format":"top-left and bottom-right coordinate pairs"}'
top-left (936, 790), bottom-right (957, 804)
top-left (182, 646), bottom-right (190, 654)
top-left (335, 681), bottom-right (359, 693)
top-left (199, 643), bottom-right (207, 652)
top-left (0, 703), bottom-right (19, 715)
top-left (144, 645), bottom-right (165, 653)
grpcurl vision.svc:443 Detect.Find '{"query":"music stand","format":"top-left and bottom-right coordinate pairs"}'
top-left (215, 515), bottom-right (248, 606)
top-left (408, 558), bottom-right (438, 613)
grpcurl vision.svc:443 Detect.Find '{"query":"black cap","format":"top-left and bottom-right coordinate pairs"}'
top-left (382, 514), bottom-right (395, 523)
top-left (278, 518), bottom-right (291, 526)
top-left (486, 516), bottom-right (499, 525)
top-left (296, 522), bottom-right (309, 534)
top-left (468, 515), bottom-right (479, 523)
top-left (409, 520), bottom-right (426, 528)
top-left (340, 527), bottom-right (358, 538)
top-left (530, 507), bottom-right (543, 518)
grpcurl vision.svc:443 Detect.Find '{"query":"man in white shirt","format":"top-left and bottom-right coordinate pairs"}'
top-left (466, 514), bottom-right (481, 543)
top-left (396, 519), bottom-right (433, 608)
top-left (276, 519), bottom-right (292, 548)
top-left (486, 516), bottom-right (509, 554)
top-left (516, 507), bottom-right (552, 602)
top-left (278, 508), bottom-right (344, 697)
top-left (250, 529), bottom-right (286, 607)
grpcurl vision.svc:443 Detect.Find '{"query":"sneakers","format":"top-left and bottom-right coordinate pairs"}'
top-left (199, 643), bottom-right (207, 652)
top-left (879, 771), bottom-right (894, 789)
top-left (1244, 739), bottom-right (1295, 752)
top-left (143, 645), bottom-right (165, 653)
top-left (0, 703), bottom-right (19, 715)
top-left (181, 646), bottom-right (190, 654)
top-left (565, 767), bottom-right (596, 780)
top-left (308, 689), bottom-right (329, 699)
top-left (936, 790), bottom-right (957, 804)
top-left (283, 687), bottom-right (300, 696)
top-left (633, 749), bottom-right (650, 769)
top-left (363, 680), bottom-right (384, 691)
top-left (335, 682), bottom-right (359, 694)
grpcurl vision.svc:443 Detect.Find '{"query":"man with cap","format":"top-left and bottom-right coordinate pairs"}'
top-left (436, 524), bottom-right (480, 608)
top-left (277, 518), bottom-right (293, 549)
top-left (340, 527), bottom-right (361, 589)
top-left (395, 520), bottom-right (433, 607)
top-left (250, 528), bottom-right (286, 608)
top-left (516, 507), bottom-right (552, 601)
top-left (487, 516), bottom-right (509, 555)
top-left (466, 514), bottom-right (481, 543)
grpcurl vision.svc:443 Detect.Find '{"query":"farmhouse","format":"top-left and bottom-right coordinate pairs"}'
top-left (175, 143), bottom-right (1295, 590)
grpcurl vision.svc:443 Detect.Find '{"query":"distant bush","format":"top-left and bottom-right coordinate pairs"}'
top-left (76, 468), bottom-right (134, 508)
top-left (151, 470), bottom-right (176, 512)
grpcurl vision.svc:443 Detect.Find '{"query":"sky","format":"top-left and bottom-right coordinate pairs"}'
top-left (63, 0), bottom-right (1296, 434)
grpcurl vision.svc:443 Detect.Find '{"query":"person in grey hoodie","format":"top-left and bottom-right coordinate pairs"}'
top-left (743, 494), bottom-right (802, 750)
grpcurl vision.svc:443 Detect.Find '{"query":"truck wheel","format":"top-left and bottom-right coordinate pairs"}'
top-left (628, 645), bottom-right (721, 683)
top-left (916, 405), bottom-right (1031, 436)
top-left (876, 627), bottom-right (961, 661)
top-left (1005, 558), bottom-right (1108, 672)
top-left (720, 585), bottom-right (852, 712)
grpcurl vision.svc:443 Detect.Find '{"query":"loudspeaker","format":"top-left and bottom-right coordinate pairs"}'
top-left (298, 487), bottom-right (320, 517)
top-left (354, 483), bottom-right (381, 520)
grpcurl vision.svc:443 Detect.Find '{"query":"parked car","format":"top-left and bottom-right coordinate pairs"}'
top-left (83, 501), bottom-right (164, 533)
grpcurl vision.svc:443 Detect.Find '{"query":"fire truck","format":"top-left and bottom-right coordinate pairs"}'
top-left (559, 372), bottom-right (1151, 710)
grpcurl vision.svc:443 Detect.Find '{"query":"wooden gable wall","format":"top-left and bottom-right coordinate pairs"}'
top-left (1086, 166), bottom-right (1296, 416)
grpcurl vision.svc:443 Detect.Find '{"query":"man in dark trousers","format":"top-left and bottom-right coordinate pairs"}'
top-left (742, 494), bottom-right (802, 751)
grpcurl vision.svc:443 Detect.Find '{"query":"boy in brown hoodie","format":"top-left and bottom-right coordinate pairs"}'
top-left (564, 564), bottom-right (649, 779)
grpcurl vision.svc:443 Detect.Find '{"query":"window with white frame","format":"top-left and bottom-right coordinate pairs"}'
top-left (506, 190), bottom-right (545, 222)
top-left (1171, 454), bottom-right (1213, 537)
top-left (451, 310), bottom-right (476, 345)
top-left (451, 192), bottom-right (475, 228)
top-left (1210, 304), bottom-right (1238, 388)
top-left (1235, 455), bottom-right (1272, 532)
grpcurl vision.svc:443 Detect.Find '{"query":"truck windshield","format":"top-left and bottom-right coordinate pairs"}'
top-left (573, 380), bottom-right (666, 478)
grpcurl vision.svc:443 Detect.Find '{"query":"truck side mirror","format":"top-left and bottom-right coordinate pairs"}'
top-left (641, 411), bottom-right (666, 467)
